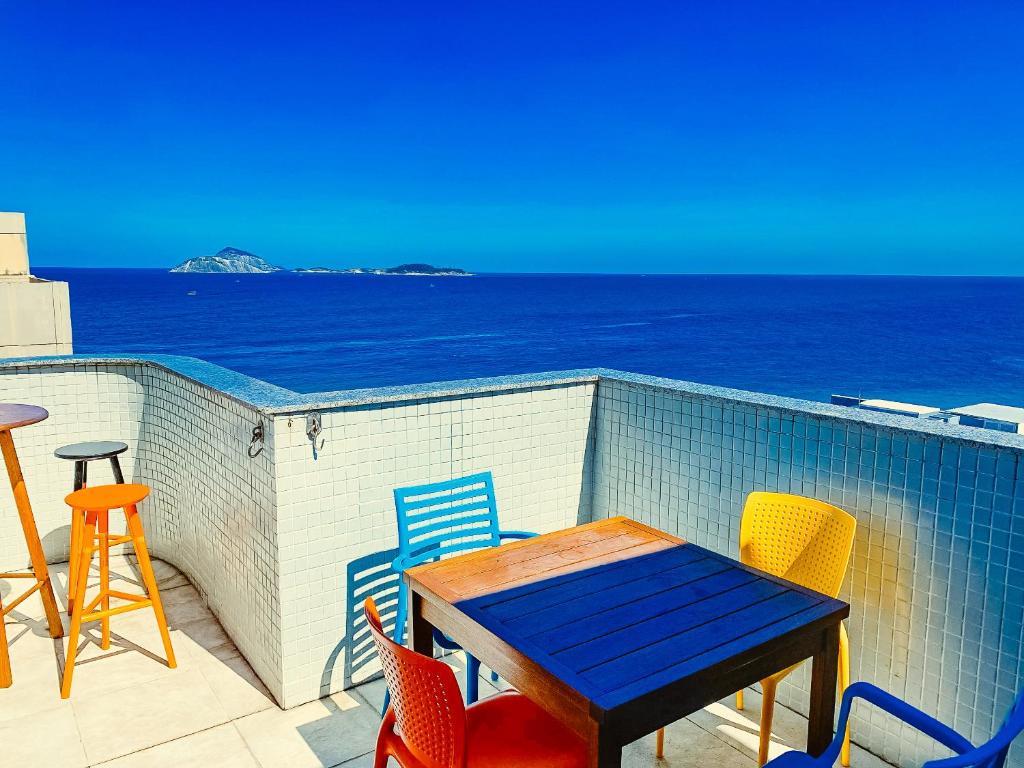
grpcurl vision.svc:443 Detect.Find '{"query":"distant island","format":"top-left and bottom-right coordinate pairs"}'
top-left (334, 263), bottom-right (471, 276)
top-left (170, 247), bottom-right (283, 274)
top-left (170, 249), bottom-right (470, 276)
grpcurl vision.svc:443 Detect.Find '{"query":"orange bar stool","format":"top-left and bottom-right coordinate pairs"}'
top-left (55, 440), bottom-right (129, 617)
top-left (61, 483), bottom-right (176, 699)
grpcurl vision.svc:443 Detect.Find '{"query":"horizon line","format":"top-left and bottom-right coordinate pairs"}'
top-left (29, 265), bottom-right (1024, 279)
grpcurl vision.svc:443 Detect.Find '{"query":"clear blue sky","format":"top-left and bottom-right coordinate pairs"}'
top-left (2, 2), bottom-right (1022, 273)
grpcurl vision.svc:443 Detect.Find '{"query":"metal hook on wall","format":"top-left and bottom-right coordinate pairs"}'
top-left (306, 412), bottom-right (325, 458)
top-left (247, 419), bottom-right (265, 459)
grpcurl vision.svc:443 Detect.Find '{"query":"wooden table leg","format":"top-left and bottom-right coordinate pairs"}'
top-left (407, 582), bottom-right (435, 657)
top-left (587, 720), bottom-right (622, 768)
top-left (807, 622), bottom-right (841, 756)
top-left (0, 430), bottom-right (64, 639)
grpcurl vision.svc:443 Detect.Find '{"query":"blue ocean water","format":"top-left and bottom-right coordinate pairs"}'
top-left (33, 269), bottom-right (1024, 407)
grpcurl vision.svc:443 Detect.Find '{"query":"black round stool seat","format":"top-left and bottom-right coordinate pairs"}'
top-left (54, 441), bottom-right (128, 461)
top-left (55, 441), bottom-right (128, 490)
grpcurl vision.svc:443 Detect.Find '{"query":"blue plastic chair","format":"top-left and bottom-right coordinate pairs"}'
top-left (387, 471), bottom-right (535, 707)
top-left (765, 682), bottom-right (1024, 768)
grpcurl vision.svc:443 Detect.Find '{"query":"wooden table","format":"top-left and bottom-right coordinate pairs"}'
top-left (406, 516), bottom-right (849, 767)
top-left (0, 404), bottom-right (64, 689)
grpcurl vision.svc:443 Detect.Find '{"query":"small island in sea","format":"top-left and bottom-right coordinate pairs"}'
top-left (170, 249), bottom-right (471, 276)
top-left (170, 247), bottom-right (283, 274)
top-left (338, 263), bottom-right (471, 276)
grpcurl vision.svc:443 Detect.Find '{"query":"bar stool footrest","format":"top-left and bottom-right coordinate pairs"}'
top-left (0, 581), bottom-right (43, 616)
top-left (83, 599), bottom-right (154, 623)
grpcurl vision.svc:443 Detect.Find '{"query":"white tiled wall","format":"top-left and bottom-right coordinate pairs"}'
top-left (0, 362), bottom-right (284, 702)
top-left (0, 363), bottom-right (595, 709)
top-left (272, 382), bottom-right (595, 707)
top-left (589, 377), bottom-right (1024, 768)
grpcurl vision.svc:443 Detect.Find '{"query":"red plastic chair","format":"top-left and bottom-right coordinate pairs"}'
top-left (363, 598), bottom-right (586, 768)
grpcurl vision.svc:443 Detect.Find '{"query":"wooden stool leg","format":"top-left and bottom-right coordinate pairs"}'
top-left (0, 431), bottom-right (63, 639)
top-left (655, 727), bottom-right (665, 758)
top-left (98, 511), bottom-right (111, 651)
top-left (0, 593), bottom-right (11, 688)
top-left (67, 508), bottom-right (84, 615)
top-left (125, 505), bottom-right (176, 668)
top-left (62, 511), bottom-right (97, 699)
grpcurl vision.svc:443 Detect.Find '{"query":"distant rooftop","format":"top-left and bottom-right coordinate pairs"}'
top-left (947, 403), bottom-right (1024, 423)
top-left (857, 399), bottom-right (940, 416)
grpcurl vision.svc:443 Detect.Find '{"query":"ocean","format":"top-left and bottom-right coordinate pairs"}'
top-left (33, 269), bottom-right (1024, 407)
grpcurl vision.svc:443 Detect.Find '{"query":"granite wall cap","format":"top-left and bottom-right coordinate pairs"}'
top-left (3, 354), bottom-right (1023, 452)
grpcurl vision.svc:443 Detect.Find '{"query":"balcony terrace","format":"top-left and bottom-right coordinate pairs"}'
top-left (1, 355), bottom-right (1021, 767)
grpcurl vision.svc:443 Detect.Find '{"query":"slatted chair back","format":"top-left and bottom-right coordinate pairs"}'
top-left (364, 597), bottom-right (466, 768)
top-left (740, 491), bottom-right (856, 598)
top-left (394, 471), bottom-right (502, 569)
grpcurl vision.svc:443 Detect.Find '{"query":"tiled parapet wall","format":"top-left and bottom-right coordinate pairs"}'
top-left (0, 355), bottom-right (598, 709)
top-left (589, 371), bottom-right (1024, 768)
top-left (0, 357), bottom-right (286, 703)
top-left (3, 355), bottom-right (1022, 766)
top-left (271, 382), bottom-right (595, 707)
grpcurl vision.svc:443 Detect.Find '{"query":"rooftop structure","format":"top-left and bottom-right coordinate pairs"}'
top-left (947, 403), bottom-right (1024, 435)
top-left (855, 399), bottom-right (941, 417)
top-left (0, 212), bottom-right (72, 358)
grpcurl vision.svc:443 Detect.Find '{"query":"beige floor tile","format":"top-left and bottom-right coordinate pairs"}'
top-left (0, 704), bottom-right (88, 768)
top-left (60, 628), bottom-right (184, 700)
top-left (72, 668), bottom-right (229, 764)
top-left (94, 723), bottom-right (259, 768)
top-left (196, 651), bottom-right (276, 720)
top-left (171, 614), bottom-right (237, 659)
top-left (334, 753), bottom-right (377, 767)
top-left (235, 691), bottom-right (380, 768)
top-left (0, 628), bottom-right (69, 722)
top-left (622, 714), bottom-right (751, 767)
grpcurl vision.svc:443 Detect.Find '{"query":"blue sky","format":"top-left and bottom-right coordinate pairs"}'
top-left (2, 2), bottom-right (1022, 273)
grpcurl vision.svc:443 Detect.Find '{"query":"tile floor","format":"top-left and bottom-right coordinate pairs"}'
top-left (1, 558), bottom-right (895, 768)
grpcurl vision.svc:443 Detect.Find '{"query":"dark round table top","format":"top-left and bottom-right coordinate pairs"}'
top-left (54, 441), bottom-right (129, 461)
top-left (0, 403), bottom-right (49, 431)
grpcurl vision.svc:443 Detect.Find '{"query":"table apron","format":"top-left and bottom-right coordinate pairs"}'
top-left (600, 616), bottom-right (844, 746)
top-left (414, 583), bottom-right (595, 739)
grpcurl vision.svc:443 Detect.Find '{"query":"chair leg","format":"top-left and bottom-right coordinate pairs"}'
top-left (125, 505), bottom-right (176, 668)
top-left (62, 512), bottom-right (97, 699)
top-left (67, 509), bottom-right (83, 615)
top-left (375, 709), bottom-right (397, 768)
top-left (466, 653), bottom-right (480, 704)
top-left (737, 688), bottom-right (745, 710)
top-left (98, 512), bottom-right (111, 651)
top-left (839, 623), bottom-right (851, 767)
top-left (656, 727), bottom-right (665, 758)
top-left (758, 678), bottom-right (778, 768)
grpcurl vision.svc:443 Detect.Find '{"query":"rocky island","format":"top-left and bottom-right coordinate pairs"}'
top-left (170, 247), bottom-right (283, 273)
top-left (172, 249), bottom-right (471, 275)
top-left (343, 263), bottom-right (471, 276)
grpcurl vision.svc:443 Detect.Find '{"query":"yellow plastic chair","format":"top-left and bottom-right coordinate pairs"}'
top-left (656, 492), bottom-right (856, 767)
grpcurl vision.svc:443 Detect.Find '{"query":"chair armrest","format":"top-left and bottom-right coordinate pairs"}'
top-left (816, 683), bottom-right (974, 766)
top-left (499, 530), bottom-right (538, 540)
